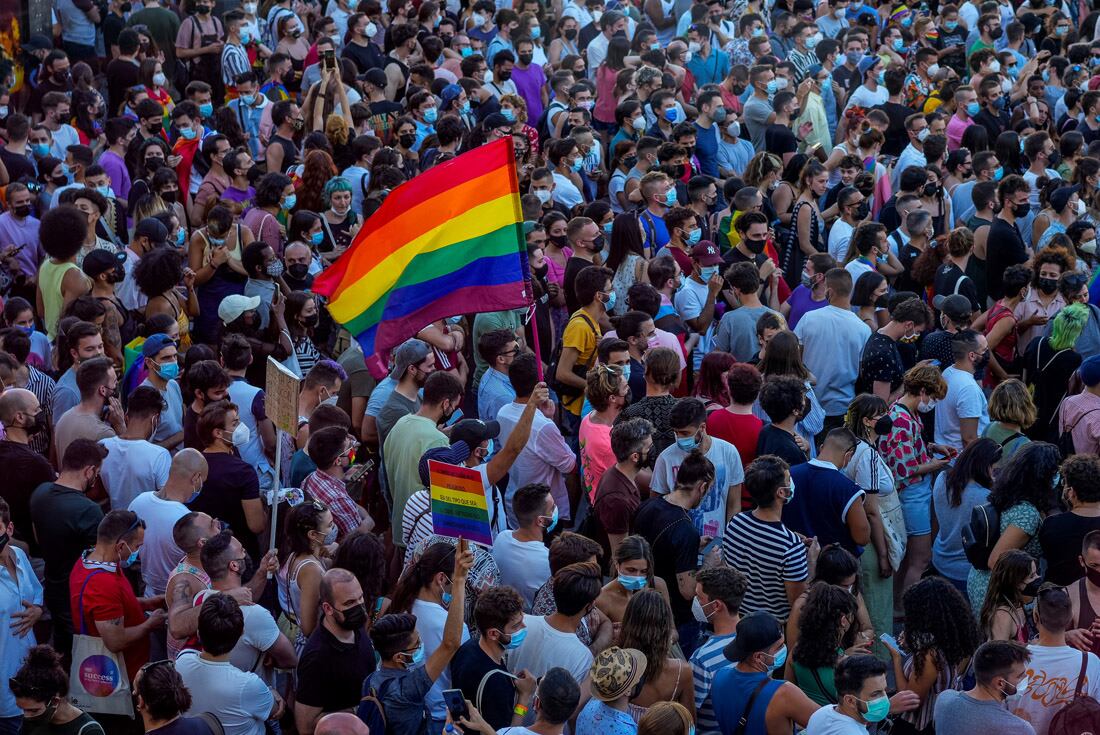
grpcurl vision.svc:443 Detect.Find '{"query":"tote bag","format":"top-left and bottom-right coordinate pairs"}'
top-left (69, 570), bottom-right (135, 717)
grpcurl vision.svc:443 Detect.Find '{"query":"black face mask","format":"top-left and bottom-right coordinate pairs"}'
top-left (337, 603), bottom-right (367, 630)
top-left (989, 26), bottom-right (1003, 39)
top-left (923, 182), bottom-right (940, 198)
top-left (498, 71), bottom-right (512, 81)
top-left (398, 133), bottom-right (416, 148)
top-left (25, 411), bottom-right (48, 437)
top-left (518, 53), bottom-right (534, 65)
top-left (236, 555), bottom-right (256, 583)
top-left (1021, 578), bottom-right (1043, 598)
top-left (563, 27), bottom-right (578, 40)
top-left (161, 190), bottom-right (178, 203)
top-left (146, 158), bottom-right (165, 173)
top-left (13, 205), bottom-right (31, 218)
top-left (533, 263), bottom-right (549, 279)
top-left (1038, 277), bottom-right (1058, 295)
top-left (854, 202), bottom-right (870, 220)
top-left (874, 414), bottom-right (894, 435)
top-left (52, 174), bottom-right (68, 187)
top-left (287, 263), bottom-right (310, 280)
top-left (108, 265), bottom-right (126, 283)
top-left (1013, 201), bottom-right (1031, 217)
top-left (302, 313), bottom-right (320, 329)
top-left (549, 233), bottom-right (568, 248)
top-left (623, 154), bottom-right (638, 169)
top-left (732, 83), bottom-right (747, 95)
top-left (874, 294), bottom-right (889, 309)
top-left (743, 237), bottom-right (766, 254)
top-left (121, 2), bottom-right (132, 11)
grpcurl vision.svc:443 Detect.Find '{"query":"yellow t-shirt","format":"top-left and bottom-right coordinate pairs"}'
top-left (561, 310), bottom-right (601, 416)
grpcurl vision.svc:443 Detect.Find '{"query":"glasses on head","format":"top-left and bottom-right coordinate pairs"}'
top-left (138, 659), bottom-right (174, 677)
top-left (309, 499), bottom-right (329, 513)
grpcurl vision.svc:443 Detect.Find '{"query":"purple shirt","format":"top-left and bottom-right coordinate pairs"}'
top-left (99, 150), bottom-right (131, 201)
top-left (511, 63), bottom-right (547, 124)
top-left (785, 284), bottom-right (828, 330)
top-left (223, 185), bottom-right (256, 206)
top-left (0, 212), bottom-right (45, 278)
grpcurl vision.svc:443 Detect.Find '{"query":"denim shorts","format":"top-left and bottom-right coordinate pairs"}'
top-left (898, 473), bottom-right (933, 536)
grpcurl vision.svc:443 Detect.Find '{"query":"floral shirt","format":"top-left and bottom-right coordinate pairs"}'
top-left (879, 402), bottom-right (930, 491)
top-left (903, 72), bottom-right (932, 111)
top-left (728, 37), bottom-right (756, 67)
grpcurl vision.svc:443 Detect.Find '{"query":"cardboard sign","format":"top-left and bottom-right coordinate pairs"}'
top-left (428, 459), bottom-right (493, 546)
top-left (266, 357), bottom-right (301, 435)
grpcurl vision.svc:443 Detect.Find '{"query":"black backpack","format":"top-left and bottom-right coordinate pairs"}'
top-left (1059, 408), bottom-right (1100, 458)
top-left (548, 311), bottom-right (598, 399)
top-left (962, 501), bottom-right (1000, 571)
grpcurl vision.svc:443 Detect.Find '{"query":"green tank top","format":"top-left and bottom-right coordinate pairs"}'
top-left (39, 260), bottom-right (81, 341)
top-left (792, 659), bottom-right (839, 706)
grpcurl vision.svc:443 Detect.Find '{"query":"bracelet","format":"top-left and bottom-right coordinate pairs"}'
top-left (513, 704), bottom-right (528, 717)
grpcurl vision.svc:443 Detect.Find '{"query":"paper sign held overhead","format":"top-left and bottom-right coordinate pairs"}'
top-left (266, 357), bottom-right (301, 435)
top-left (428, 459), bottom-right (493, 547)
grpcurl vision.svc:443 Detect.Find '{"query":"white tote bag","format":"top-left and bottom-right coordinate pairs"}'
top-left (69, 570), bottom-right (135, 717)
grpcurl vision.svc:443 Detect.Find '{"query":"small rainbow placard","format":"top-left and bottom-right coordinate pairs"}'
top-left (428, 459), bottom-right (493, 546)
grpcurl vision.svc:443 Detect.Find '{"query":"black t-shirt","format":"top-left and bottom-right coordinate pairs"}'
top-left (933, 262), bottom-right (981, 313)
top-left (857, 332), bottom-right (904, 395)
top-left (987, 217), bottom-right (1028, 300)
top-left (0, 440), bottom-right (55, 554)
top-left (105, 56), bottom-right (142, 115)
top-left (973, 108), bottom-right (1009, 144)
top-left (832, 64), bottom-right (861, 98)
top-left (918, 329), bottom-right (954, 367)
top-left (563, 255), bottom-right (595, 315)
top-left (874, 101), bottom-right (915, 157)
top-left (450, 639), bottom-right (514, 730)
top-left (756, 424), bottom-right (807, 468)
top-left (877, 195), bottom-right (900, 233)
top-left (190, 452), bottom-right (261, 559)
top-left (183, 406), bottom-right (200, 450)
top-left (1023, 336), bottom-right (1083, 442)
top-left (297, 623), bottom-right (377, 712)
top-left (764, 124), bottom-right (798, 156)
top-left (1039, 512), bottom-right (1100, 587)
top-left (0, 147), bottom-right (35, 185)
top-left (634, 496), bottom-right (699, 625)
top-left (342, 42), bottom-right (387, 73)
top-left (894, 239), bottom-right (924, 295)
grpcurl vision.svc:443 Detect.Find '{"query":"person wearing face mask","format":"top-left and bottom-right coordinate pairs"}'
top-left (71, 509), bottom-right (169, 692)
top-left (281, 241), bottom-right (315, 292)
top-left (492, 482), bottom-right (558, 609)
top-left (808, 654), bottom-right (919, 734)
top-left (987, 174), bottom-right (1032, 301)
top-left (932, 640), bottom-right (1034, 735)
top-left (128, 448), bottom-right (209, 603)
top-left (0, 387), bottom-right (55, 551)
top-left (855, 297), bottom-right (930, 403)
top-left (175, 0), bottom-right (227, 102)
top-left (712, 611), bottom-right (818, 733)
top-left (1065, 530), bottom-right (1100, 657)
top-left (55, 356), bottom-right (126, 464)
top-left (675, 240), bottom-right (724, 373)
top-left (135, 334), bottom-right (185, 449)
top-left (10, 646), bottom-right (104, 735)
top-left (95, 386), bottom-right (171, 516)
top-left (362, 544), bottom-right (473, 735)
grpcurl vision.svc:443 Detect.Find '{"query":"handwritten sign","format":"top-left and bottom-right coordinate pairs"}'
top-left (428, 459), bottom-right (492, 546)
top-left (266, 357), bottom-right (301, 435)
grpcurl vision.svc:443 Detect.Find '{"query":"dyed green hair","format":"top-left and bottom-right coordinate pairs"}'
top-left (1050, 302), bottom-right (1090, 351)
top-left (322, 176), bottom-right (352, 208)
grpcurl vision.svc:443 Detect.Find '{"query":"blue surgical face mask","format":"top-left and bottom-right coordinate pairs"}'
top-left (96, 185), bottom-right (112, 199)
top-left (603, 220), bottom-right (613, 234)
top-left (686, 227), bottom-right (702, 245)
top-left (176, 228), bottom-right (187, 247)
top-left (461, 100), bottom-right (471, 114)
top-left (663, 107), bottom-right (679, 123)
top-left (283, 193), bottom-right (297, 210)
top-left (944, 20), bottom-right (958, 31)
top-left (180, 127), bottom-right (198, 140)
top-left (766, 79), bottom-right (779, 94)
top-left (664, 188), bottom-right (678, 207)
top-left (543, 506), bottom-right (559, 533)
top-left (156, 361), bottom-right (180, 380)
top-left (699, 265), bottom-right (719, 281)
top-left (676, 433), bottom-right (700, 452)
top-left (32, 143), bottom-right (50, 158)
top-left (618, 574), bottom-right (647, 590)
top-left (503, 626), bottom-right (528, 649)
top-left (240, 30), bottom-right (251, 44)
top-left (199, 102), bottom-right (214, 118)
top-left (966, 101), bottom-right (981, 116)
top-left (621, 362), bottom-right (631, 382)
top-left (424, 107), bottom-right (438, 123)
top-left (501, 107), bottom-right (515, 122)
top-left (603, 290), bottom-right (617, 311)
top-left (571, 157), bottom-right (584, 172)
top-left (993, 166), bottom-right (1004, 181)
top-left (240, 93), bottom-right (256, 106)
top-left (121, 543), bottom-right (140, 568)
top-left (310, 230), bottom-right (324, 246)
top-left (408, 643), bottom-right (426, 666)
top-left (765, 644), bottom-right (788, 672)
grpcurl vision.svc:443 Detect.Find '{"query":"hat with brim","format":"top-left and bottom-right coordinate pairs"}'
top-left (590, 647), bottom-right (648, 701)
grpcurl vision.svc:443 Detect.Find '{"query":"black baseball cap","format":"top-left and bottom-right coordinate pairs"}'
top-left (451, 419), bottom-right (500, 449)
top-left (723, 611), bottom-right (783, 662)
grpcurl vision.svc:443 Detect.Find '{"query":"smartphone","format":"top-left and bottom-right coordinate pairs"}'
top-left (880, 632), bottom-right (902, 652)
top-left (322, 48), bottom-right (336, 71)
top-left (443, 689), bottom-right (469, 722)
top-left (445, 408), bottom-right (464, 427)
top-left (700, 536), bottom-right (721, 558)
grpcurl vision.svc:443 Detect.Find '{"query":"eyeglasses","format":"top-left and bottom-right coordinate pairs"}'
top-left (138, 659), bottom-right (174, 677)
top-left (308, 499), bottom-right (329, 513)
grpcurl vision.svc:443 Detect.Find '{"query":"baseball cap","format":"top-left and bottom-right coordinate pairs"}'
top-left (857, 55), bottom-right (879, 77)
top-left (389, 338), bottom-right (431, 380)
top-left (484, 112), bottom-right (511, 130)
top-left (82, 249), bottom-right (126, 279)
top-left (1081, 355), bottom-right (1100, 387)
top-left (142, 333), bottom-right (176, 358)
top-left (691, 241), bottom-right (723, 266)
top-left (22, 34), bottom-right (53, 53)
top-left (1050, 185), bottom-right (1082, 214)
top-left (589, 647), bottom-right (647, 702)
top-left (450, 418), bottom-right (500, 449)
top-left (218, 294), bottom-right (262, 324)
top-left (932, 293), bottom-right (973, 322)
top-left (724, 611), bottom-right (784, 662)
top-left (440, 83), bottom-right (463, 110)
top-left (359, 67), bottom-right (388, 88)
top-left (134, 217), bottom-right (169, 245)
top-left (417, 443), bottom-right (473, 486)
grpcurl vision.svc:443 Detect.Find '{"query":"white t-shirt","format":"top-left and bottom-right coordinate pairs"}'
top-left (806, 705), bottom-right (869, 734)
top-left (828, 218), bottom-right (854, 263)
top-left (844, 259), bottom-right (874, 284)
top-left (412, 598), bottom-right (470, 720)
top-left (176, 653), bottom-right (273, 735)
top-left (845, 84), bottom-right (887, 111)
top-left (128, 491), bottom-right (189, 596)
top-left (1010, 645), bottom-right (1100, 735)
top-left (934, 365), bottom-right (989, 450)
top-left (506, 614), bottom-right (593, 684)
top-left (675, 277), bottom-right (716, 370)
top-left (228, 604), bottom-right (282, 684)
top-left (492, 531), bottom-right (550, 610)
top-left (99, 436), bottom-right (171, 511)
top-left (793, 305), bottom-right (871, 416)
top-left (552, 171), bottom-right (584, 209)
top-left (651, 436), bottom-right (744, 539)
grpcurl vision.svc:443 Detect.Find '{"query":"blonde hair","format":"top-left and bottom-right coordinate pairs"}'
top-left (988, 378), bottom-right (1037, 429)
top-left (946, 227), bottom-right (974, 257)
top-left (325, 114), bottom-right (349, 146)
top-left (500, 94), bottom-right (528, 123)
top-left (638, 702), bottom-right (692, 735)
top-left (586, 363), bottom-right (625, 412)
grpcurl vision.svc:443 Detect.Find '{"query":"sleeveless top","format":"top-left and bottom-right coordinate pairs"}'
top-left (782, 201), bottom-right (823, 290)
top-left (626, 659), bottom-right (684, 723)
top-left (154, 290), bottom-right (193, 351)
top-left (166, 559), bottom-right (211, 659)
top-left (39, 260), bottom-right (81, 340)
top-left (277, 554), bottom-right (324, 654)
top-left (713, 667), bottom-right (785, 735)
top-left (1077, 582), bottom-right (1100, 657)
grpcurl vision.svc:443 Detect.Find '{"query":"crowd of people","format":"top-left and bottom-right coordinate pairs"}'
top-left (6, 0), bottom-right (1100, 731)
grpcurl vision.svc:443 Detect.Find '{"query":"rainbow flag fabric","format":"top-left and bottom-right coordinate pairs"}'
top-left (313, 137), bottom-right (530, 356)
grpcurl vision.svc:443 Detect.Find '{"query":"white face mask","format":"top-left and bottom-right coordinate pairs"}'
top-left (1077, 199), bottom-right (1087, 217)
top-left (726, 120), bottom-right (741, 138)
top-left (917, 398), bottom-right (937, 413)
top-left (1081, 238), bottom-right (1098, 254)
top-left (989, 60), bottom-right (1001, 73)
top-left (534, 189), bottom-right (552, 204)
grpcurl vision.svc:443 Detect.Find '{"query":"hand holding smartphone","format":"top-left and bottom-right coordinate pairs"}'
top-left (443, 689), bottom-right (470, 722)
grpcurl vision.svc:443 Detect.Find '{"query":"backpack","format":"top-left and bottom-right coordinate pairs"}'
top-left (1059, 408), bottom-right (1100, 458)
top-left (357, 674), bottom-right (394, 735)
top-left (961, 501), bottom-right (1000, 571)
top-left (548, 311), bottom-right (598, 399)
top-left (1048, 651), bottom-right (1100, 734)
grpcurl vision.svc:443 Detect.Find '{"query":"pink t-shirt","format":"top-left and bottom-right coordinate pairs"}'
top-left (605, 326), bottom-right (688, 370)
top-left (579, 413), bottom-right (614, 502)
top-left (946, 113), bottom-right (974, 152)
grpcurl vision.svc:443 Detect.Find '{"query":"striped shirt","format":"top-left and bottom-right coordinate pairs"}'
top-left (221, 42), bottom-right (251, 87)
top-left (690, 632), bottom-right (735, 735)
top-left (722, 511), bottom-right (808, 622)
top-left (26, 365), bottom-right (55, 457)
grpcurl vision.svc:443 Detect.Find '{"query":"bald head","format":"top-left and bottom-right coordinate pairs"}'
top-left (316, 713), bottom-right (370, 735)
top-left (0, 388), bottom-right (38, 426)
top-left (170, 448), bottom-right (209, 479)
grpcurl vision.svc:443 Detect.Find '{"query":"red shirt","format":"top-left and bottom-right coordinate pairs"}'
top-left (70, 553), bottom-right (149, 681)
top-left (707, 410), bottom-right (763, 510)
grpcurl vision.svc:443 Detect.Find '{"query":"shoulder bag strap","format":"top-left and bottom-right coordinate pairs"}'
top-left (733, 677), bottom-right (772, 735)
top-left (77, 569), bottom-right (109, 636)
top-left (653, 510), bottom-right (690, 546)
top-left (475, 668), bottom-right (516, 714)
top-left (1069, 407), bottom-right (1100, 433)
top-left (809, 666), bottom-right (838, 704)
top-left (1075, 650), bottom-right (1090, 700)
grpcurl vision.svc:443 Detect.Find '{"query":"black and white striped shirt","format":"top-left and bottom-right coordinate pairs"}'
top-left (722, 511), bottom-right (809, 622)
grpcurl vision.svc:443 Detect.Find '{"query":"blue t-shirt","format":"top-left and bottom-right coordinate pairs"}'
top-left (713, 667), bottom-right (784, 735)
top-left (693, 122), bottom-right (721, 178)
top-left (783, 459), bottom-right (866, 556)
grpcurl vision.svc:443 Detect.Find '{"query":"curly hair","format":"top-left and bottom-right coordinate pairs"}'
top-left (1033, 245), bottom-right (1074, 285)
top-left (902, 363), bottom-right (948, 399)
top-left (586, 363), bottom-right (625, 412)
top-left (133, 245), bottom-right (184, 298)
top-left (325, 113), bottom-right (350, 146)
top-left (978, 549), bottom-right (1035, 639)
top-left (296, 149), bottom-right (338, 214)
top-left (619, 589), bottom-right (673, 681)
top-left (693, 351), bottom-right (736, 407)
top-left (901, 577), bottom-right (980, 676)
top-left (10, 645), bottom-right (69, 702)
top-left (332, 531), bottom-right (388, 614)
top-left (793, 582), bottom-right (859, 669)
top-left (987, 440), bottom-right (1061, 515)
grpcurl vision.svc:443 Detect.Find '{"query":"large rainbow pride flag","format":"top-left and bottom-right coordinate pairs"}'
top-left (313, 137), bottom-right (530, 356)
